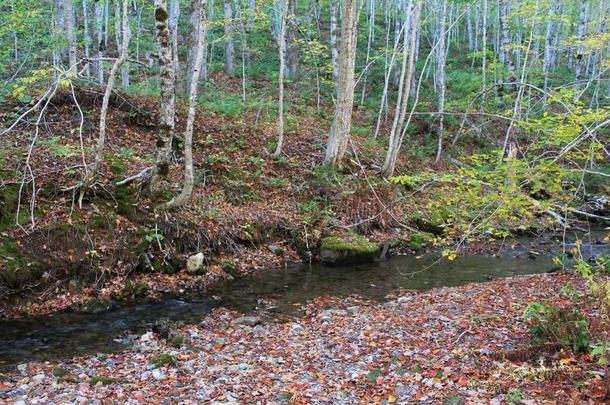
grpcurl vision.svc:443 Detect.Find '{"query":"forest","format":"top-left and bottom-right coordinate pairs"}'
top-left (0, 0), bottom-right (609, 402)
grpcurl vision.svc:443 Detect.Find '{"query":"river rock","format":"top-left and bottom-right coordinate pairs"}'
top-left (268, 245), bottom-right (285, 256)
top-left (231, 316), bottom-right (262, 327)
top-left (187, 253), bottom-right (206, 274)
top-left (152, 369), bottom-right (166, 380)
top-left (320, 236), bottom-right (381, 266)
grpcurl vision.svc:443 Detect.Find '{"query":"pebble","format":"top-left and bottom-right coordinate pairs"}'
top-left (231, 316), bottom-right (262, 327)
top-left (152, 369), bottom-right (166, 380)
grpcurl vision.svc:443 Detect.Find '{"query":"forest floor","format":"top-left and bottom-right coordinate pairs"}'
top-left (1, 272), bottom-right (609, 404)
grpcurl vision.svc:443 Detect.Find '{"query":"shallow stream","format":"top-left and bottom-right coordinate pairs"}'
top-left (0, 232), bottom-right (607, 371)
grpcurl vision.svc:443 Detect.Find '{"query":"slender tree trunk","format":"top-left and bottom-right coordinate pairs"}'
top-left (94, 1), bottom-right (104, 83)
top-left (330, 1), bottom-right (339, 83)
top-left (435, 0), bottom-right (448, 163)
top-left (89, 0), bottom-right (130, 182)
top-left (170, 0), bottom-right (180, 78)
top-left (381, 0), bottom-right (422, 178)
top-left (164, 0), bottom-right (207, 208)
top-left (224, 0), bottom-right (235, 75)
top-left (500, 0), bottom-right (515, 86)
top-left (482, 0), bottom-right (487, 92)
top-left (360, 0), bottom-right (376, 104)
top-left (249, 0), bottom-right (256, 29)
top-left (150, 0), bottom-right (177, 193)
top-left (285, 0), bottom-right (299, 79)
top-left (323, 0), bottom-right (360, 167)
top-left (82, 0), bottom-right (91, 76)
top-left (64, 0), bottom-right (77, 75)
top-left (270, 0), bottom-right (288, 159)
top-left (575, 0), bottom-right (587, 86)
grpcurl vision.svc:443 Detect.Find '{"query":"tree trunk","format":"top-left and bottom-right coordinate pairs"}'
top-left (89, 0), bottom-right (130, 181)
top-left (170, 0), bottom-right (180, 78)
top-left (164, 0), bottom-right (207, 208)
top-left (500, 0), bottom-right (516, 86)
top-left (285, 0), bottom-right (299, 79)
top-left (575, 0), bottom-right (587, 85)
top-left (323, 0), bottom-right (360, 167)
top-left (360, 0), bottom-right (376, 104)
top-left (82, 0), bottom-right (91, 76)
top-left (94, 1), bottom-right (104, 83)
top-left (435, 0), bottom-right (448, 163)
top-left (150, 0), bottom-right (177, 193)
top-left (381, 0), bottom-right (422, 178)
top-left (330, 1), bottom-right (339, 83)
top-left (64, 0), bottom-right (77, 75)
top-left (270, 0), bottom-right (288, 159)
top-left (224, 0), bottom-right (235, 75)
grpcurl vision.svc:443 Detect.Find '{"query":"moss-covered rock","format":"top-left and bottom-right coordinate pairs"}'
top-left (89, 376), bottom-right (119, 386)
top-left (408, 232), bottom-right (435, 250)
top-left (80, 298), bottom-right (113, 314)
top-left (320, 235), bottom-right (381, 266)
top-left (150, 353), bottom-right (176, 368)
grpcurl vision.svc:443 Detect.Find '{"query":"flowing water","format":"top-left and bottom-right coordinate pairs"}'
top-left (0, 233), bottom-right (607, 371)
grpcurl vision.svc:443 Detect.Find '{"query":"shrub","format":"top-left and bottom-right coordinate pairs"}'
top-left (524, 303), bottom-right (590, 353)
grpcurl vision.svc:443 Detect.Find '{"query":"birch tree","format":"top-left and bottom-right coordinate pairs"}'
top-left (575, 0), bottom-right (588, 85)
top-left (381, 0), bottom-right (422, 178)
top-left (150, 0), bottom-right (177, 193)
top-left (435, 0), bottom-right (448, 163)
top-left (269, 0), bottom-right (288, 159)
top-left (88, 0), bottom-right (130, 184)
top-left (63, 0), bottom-right (77, 75)
top-left (323, 0), bottom-right (360, 167)
top-left (164, 0), bottom-right (207, 208)
top-left (330, 1), bottom-right (339, 82)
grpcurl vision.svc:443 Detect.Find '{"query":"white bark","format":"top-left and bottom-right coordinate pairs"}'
top-left (164, 0), bottom-right (207, 208)
top-left (89, 0), bottom-right (130, 181)
top-left (575, 0), bottom-right (587, 85)
top-left (82, 0), bottom-right (91, 76)
top-left (64, 0), bottom-right (77, 75)
top-left (324, 0), bottom-right (360, 167)
top-left (435, 0), bottom-right (448, 163)
top-left (151, 0), bottom-right (177, 192)
top-left (330, 1), bottom-right (339, 83)
top-left (270, 0), bottom-right (288, 159)
top-left (381, 0), bottom-right (422, 178)
top-left (94, 1), bottom-right (104, 83)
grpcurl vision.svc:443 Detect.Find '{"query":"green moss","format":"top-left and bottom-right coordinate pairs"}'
top-left (408, 232), bottom-right (435, 250)
top-left (89, 376), bottom-right (119, 386)
top-left (0, 184), bottom-right (29, 230)
top-left (52, 367), bottom-right (70, 378)
top-left (169, 334), bottom-right (185, 348)
top-left (321, 235), bottom-right (379, 255)
top-left (115, 186), bottom-right (139, 220)
top-left (0, 238), bottom-right (43, 289)
top-left (150, 353), bottom-right (176, 368)
top-left (80, 298), bottom-right (112, 314)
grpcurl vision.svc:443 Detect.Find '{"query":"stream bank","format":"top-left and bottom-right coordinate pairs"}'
top-left (1, 272), bottom-right (608, 403)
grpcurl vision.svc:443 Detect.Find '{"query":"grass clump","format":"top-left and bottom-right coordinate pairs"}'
top-left (150, 353), bottom-right (177, 368)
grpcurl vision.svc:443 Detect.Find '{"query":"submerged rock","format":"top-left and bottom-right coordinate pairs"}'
top-left (320, 235), bottom-right (381, 266)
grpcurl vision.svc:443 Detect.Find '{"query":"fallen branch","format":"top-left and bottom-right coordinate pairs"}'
top-left (551, 204), bottom-right (610, 222)
top-left (115, 166), bottom-right (153, 186)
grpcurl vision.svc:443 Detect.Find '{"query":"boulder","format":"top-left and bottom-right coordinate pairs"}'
top-left (320, 235), bottom-right (381, 266)
top-left (186, 252), bottom-right (206, 274)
